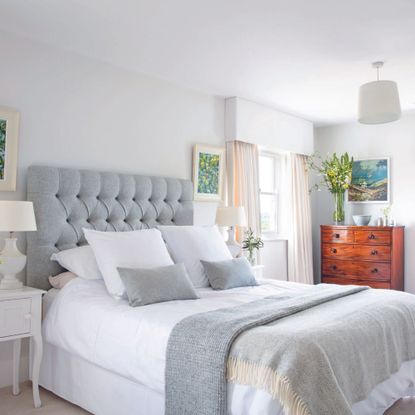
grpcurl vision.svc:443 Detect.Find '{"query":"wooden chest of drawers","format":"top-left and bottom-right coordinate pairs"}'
top-left (321, 225), bottom-right (404, 290)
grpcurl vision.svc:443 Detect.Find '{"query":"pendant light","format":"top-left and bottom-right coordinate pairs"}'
top-left (358, 61), bottom-right (401, 124)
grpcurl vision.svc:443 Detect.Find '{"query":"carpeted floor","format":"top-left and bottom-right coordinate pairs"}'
top-left (1, 381), bottom-right (415, 414)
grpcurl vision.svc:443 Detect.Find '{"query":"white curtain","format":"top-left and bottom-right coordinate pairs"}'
top-left (286, 153), bottom-right (314, 284)
top-left (226, 140), bottom-right (261, 241)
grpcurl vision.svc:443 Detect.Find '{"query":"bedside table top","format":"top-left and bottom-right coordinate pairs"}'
top-left (0, 286), bottom-right (46, 300)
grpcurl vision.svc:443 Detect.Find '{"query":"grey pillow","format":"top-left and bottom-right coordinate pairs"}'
top-left (201, 257), bottom-right (258, 290)
top-left (117, 263), bottom-right (199, 307)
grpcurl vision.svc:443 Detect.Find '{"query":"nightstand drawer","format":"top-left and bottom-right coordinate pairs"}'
top-left (0, 298), bottom-right (32, 338)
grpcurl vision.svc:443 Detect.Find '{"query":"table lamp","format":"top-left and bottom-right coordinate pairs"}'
top-left (0, 201), bottom-right (37, 290)
top-left (216, 206), bottom-right (247, 257)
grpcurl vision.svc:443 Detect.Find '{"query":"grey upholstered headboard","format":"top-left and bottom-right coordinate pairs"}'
top-left (26, 166), bottom-right (193, 290)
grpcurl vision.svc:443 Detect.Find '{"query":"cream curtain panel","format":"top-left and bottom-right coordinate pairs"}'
top-left (286, 153), bottom-right (314, 284)
top-left (226, 140), bottom-right (261, 241)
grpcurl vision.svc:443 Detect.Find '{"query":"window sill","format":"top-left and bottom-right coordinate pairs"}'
top-left (261, 234), bottom-right (288, 242)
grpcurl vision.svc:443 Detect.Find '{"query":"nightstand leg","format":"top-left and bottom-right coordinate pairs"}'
top-left (31, 334), bottom-right (42, 408)
top-left (12, 339), bottom-right (21, 396)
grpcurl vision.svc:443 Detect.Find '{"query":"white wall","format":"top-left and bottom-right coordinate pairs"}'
top-left (313, 112), bottom-right (415, 293)
top-left (0, 31), bottom-right (224, 388)
top-left (225, 97), bottom-right (314, 155)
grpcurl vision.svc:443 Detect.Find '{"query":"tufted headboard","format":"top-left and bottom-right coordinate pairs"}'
top-left (26, 166), bottom-right (193, 290)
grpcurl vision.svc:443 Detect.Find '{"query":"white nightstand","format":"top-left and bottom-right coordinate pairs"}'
top-left (0, 287), bottom-right (45, 408)
top-left (251, 264), bottom-right (265, 279)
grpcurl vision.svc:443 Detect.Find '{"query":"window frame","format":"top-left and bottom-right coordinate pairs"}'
top-left (259, 151), bottom-right (279, 238)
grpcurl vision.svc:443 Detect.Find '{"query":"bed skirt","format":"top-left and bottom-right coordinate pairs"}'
top-left (39, 342), bottom-right (415, 415)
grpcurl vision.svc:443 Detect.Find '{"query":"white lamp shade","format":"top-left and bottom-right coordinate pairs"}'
top-left (358, 80), bottom-right (401, 124)
top-left (0, 201), bottom-right (37, 232)
top-left (216, 206), bottom-right (247, 227)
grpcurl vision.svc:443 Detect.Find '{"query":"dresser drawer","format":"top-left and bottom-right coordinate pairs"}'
top-left (322, 228), bottom-right (354, 243)
top-left (322, 277), bottom-right (390, 289)
top-left (353, 245), bottom-right (391, 261)
top-left (0, 298), bottom-right (32, 338)
top-left (322, 244), bottom-right (391, 261)
top-left (322, 244), bottom-right (354, 259)
top-left (322, 260), bottom-right (391, 281)
top-left (354, 230), bottom-right (391, 245)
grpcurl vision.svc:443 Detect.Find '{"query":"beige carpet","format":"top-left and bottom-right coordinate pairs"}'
top-left (1, 381), bottom-right (415, 414)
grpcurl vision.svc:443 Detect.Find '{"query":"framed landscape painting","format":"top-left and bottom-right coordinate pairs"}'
top-left (348, 157), bottom-right (390, 203)
top-left (0, 108), bottom-right (19, 191)
top-left (193, 144), bottom-right (225, 201)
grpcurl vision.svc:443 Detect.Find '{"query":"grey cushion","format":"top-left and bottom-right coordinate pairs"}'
top-left (26, 165), bottom-right (193, 290)
top-left (118, 263), bottom-right (199, 307)
top-left (201, 257), bottom-right (258, 290)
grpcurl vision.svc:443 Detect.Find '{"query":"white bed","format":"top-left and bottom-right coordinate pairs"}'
top-left (40, 278), bottom-right (415, 415)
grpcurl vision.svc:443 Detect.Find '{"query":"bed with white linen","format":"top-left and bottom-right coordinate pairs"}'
top-left (40, 279), bottom-right (415, 415)
top-left (27, 165), bottom-right (415, 415)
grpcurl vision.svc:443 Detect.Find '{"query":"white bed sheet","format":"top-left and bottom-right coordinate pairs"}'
top-left (42, 278), bottom-right (415, 415)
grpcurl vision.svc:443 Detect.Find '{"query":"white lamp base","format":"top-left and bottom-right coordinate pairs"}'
top-left (226, 226), bottom-right (243, 258)
top-left (0, 277), bottom-right (23, 290)
top-left (0, 238), bottom-right (26, 290)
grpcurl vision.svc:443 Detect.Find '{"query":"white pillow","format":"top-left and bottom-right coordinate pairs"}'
top-left (83, 228), bottom-right (174, 298)
top-left (51, 245), bottom-right (102, 280)
top-left (158, 225), bottom-right (232, 288)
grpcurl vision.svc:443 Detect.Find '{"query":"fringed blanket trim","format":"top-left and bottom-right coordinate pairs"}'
top-left (227, 357), bottom-right (311, 415)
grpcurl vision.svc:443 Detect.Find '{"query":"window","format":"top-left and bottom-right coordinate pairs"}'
top-left (259, 152), bottom-right (280, 235)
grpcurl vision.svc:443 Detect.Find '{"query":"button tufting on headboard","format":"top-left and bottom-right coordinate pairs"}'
top-left (26, 166), bottom-right (193, 290)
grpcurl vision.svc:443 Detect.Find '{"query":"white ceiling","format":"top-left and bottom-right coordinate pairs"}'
top-left (1, 0), bottom-right (415, 125)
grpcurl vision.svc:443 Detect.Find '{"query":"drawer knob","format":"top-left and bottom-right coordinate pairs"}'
top-left (368, 233), bottom-right (376, 240)
top-left (24, 313), bottom-right (32, 320)
top-left (371, 250), bottom-right (378, 255)
top-left (371, 268), bottom-right (378, 273)
top-left (331, 248), bottom-right (337, 254)
top-left (334, 233), bottom-right (340, 239)
top-left (332, 265), bottom-right (337, 270)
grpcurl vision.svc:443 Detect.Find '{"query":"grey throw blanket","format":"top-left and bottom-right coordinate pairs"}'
top-left (165, 284), bottom-right (415, 415)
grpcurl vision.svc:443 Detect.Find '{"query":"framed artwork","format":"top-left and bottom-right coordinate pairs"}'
top-left (0, 107), bottom-right (19, 191)
top-left (348, 157), bottom-right (390, 203)
top-left (192, 144), bottom-right (225, 201)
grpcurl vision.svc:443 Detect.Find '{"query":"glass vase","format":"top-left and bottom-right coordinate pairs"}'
top-left (333, 190), bottom-right (345, 224)
top-left (247, 250), bottom-right (256, 266)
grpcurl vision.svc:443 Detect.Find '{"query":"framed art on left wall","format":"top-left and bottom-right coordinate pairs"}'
top-left (193, 144), bottom-right (225, 202)
top-left (0, 107), bottom-right (19, 191)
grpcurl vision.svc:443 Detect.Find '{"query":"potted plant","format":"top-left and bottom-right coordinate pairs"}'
top-left (242, 228), bottom-right (264, 265)
top-left (308, 152), bottom-right (353, 224)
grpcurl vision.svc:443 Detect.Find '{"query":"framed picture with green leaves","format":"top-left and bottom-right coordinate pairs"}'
top-left (193, 144), bottom-right (225, 202)
top-left (0, 107), bottom-right (19, 191)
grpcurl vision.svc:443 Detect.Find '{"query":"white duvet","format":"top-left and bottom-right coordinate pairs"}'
top-left (43, 278), bottom-right (415, 415)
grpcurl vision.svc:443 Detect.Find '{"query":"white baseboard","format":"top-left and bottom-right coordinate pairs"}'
top-left (0, 339), bottom-right (30, 389)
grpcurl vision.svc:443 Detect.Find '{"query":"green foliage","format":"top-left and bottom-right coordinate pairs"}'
top-left (0, 119), bottom-right (6, 180)
top-left (307, 152), bottom-right (353, 194)
top-left (381, 205), bottom-right (392, 218)
top-left (242, 228), bottom-right (264, 256)
top-left (197, 152), bottom-right (219, 194)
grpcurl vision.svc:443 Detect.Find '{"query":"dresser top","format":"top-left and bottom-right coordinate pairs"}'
top-left (0, 286), bottom-right (46, 300)
top-left (321, 225), bottom-right (404, 229)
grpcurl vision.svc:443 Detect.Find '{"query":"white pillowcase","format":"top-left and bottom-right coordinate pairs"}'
top-left (51, 245), bottom-right (102, 280)
top-left (158, 225), bottom-right (232, 288)
top-left (84, 228), bottom-right (174, 298)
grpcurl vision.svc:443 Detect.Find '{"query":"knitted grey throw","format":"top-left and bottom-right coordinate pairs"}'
top-left (165, 284), bottom-right (415, 415)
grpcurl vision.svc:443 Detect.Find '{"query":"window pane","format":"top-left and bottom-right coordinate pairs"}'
top-left (260, 194), bottom-right (277, 232)
top-left (259, 155), bottom-right (275, 193)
